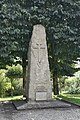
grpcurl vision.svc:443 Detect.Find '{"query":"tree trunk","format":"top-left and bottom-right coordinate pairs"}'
top-left (51, 40), bottom-right (59, 95)
top-left (22, 57), bottom-right (27, 89)
top-left (11, 78), bottom-right (13, 97)
top-left (53, 73), bottom-right (59, 95)
top-left (23, 64), bottom-right (26, 89)
top-left (22, 57), bottom-right (28, 97)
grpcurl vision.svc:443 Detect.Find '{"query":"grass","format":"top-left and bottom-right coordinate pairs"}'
top-left (0, 94), bottom-right (80, 105)
top-left (57, 94), bottom-right (80, 105)
top-left (0, 95), bottom-right (23, 101)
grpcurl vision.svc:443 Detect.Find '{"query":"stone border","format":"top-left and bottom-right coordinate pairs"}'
top-left (12, 99), bottom-right (72, 110)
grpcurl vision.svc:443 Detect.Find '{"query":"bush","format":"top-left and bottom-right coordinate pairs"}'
top-left (0, 65), bottom-right (23, 98)
top-left (6, 64), bottom-right (23, 78)
top-left (4, 78), bottom-right (23, 97)
top-left (65, 77), bottom-right (80, 94)
top-left (12, 78), bottom-right (23, 96)
top-left (0, 77), bottom-right (5, 97)
top-left (5, 65), bottom-right (23, 97)
top-left (0, 72), bottom-right (10, 97)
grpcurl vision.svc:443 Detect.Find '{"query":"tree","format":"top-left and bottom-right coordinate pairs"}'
top-left (0, 0), bottom-right (32, 89)
top-left (0, 0), bottom-right (80, 95)
top-left (47, 0), bottom-right (80, 94)
top-left (25, 0), bottom-right (80, 94)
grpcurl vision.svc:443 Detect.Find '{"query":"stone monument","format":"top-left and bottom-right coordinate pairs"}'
top-left (27, 24), bottom-right (52, 101)
top-left (13, 25), bottom-right (71, 110)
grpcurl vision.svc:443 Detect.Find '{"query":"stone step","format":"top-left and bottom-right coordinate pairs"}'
top-left (13, 99), bottom-right (71, 110)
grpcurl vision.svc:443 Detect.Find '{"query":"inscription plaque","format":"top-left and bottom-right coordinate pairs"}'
top-left (36, 92), bottom-right (47, 101)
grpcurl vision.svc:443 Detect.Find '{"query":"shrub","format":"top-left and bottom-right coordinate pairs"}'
top-left (6, 64), bottom-right (23, 78)
top-left (0, 68), bottom-right (23, 97)
top-left (0, 72), bottom-right (10, 97)
top-left (65, 77), bottom-right (80, 94)
top-left (12, 78), bottom-right (23, 96)
top-left (5, 79), bottom-right (23, 96)
top-left (5, 65), bottom-right (23, 96)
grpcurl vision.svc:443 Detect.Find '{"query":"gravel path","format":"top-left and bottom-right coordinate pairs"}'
top-left (0, 101), bottom-right (8, 120)
top-left (0, 101), bottom-right (80, 120)
top-left (5, 108), bottom-right (80, 120)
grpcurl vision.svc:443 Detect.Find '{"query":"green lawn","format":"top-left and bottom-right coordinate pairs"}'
top-left (0, 95), bottom-right (23, 101)
top-left (57, 94), bottom-right (80, 105)
top-left (0, 94), bottom-right (80, 105)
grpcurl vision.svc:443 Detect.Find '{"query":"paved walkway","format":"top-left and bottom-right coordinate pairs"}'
top-left (0, 101), bottom-right (80, 120)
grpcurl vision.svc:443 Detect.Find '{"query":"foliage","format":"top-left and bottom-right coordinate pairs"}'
top-left (5, 78), bottom-right (23, 96)
top-left (0, 0), bottom-right (32, 67)
top-left (0, 0), bottom-right (80, 71)
top-left (0, 0), bottom-right (80, 95)
top-left (6, 64), bottom-right (23, 78)
top-left (47, 0), bottom-right (80, 77)
top-left (10, 78), bottom-right (23, 96)
top-left (74, 70), bottom-right (80, 78)
top-left (65, 77), bottom-right (80, 94)
top-left (0, 70), bottom-right (10, 97)
top-left (0, 76), bottom-right (5, 97)
top-left (0, 69), bottom-right (23, 97)
top-left (5, 64), bottom-right (23, 96)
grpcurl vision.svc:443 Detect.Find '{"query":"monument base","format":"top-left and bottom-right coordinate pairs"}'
top-left (13, 99), bottom-right (71, 110)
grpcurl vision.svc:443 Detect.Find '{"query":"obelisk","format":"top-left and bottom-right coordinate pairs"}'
top-left (27, 24), bottom-right (52, 101)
